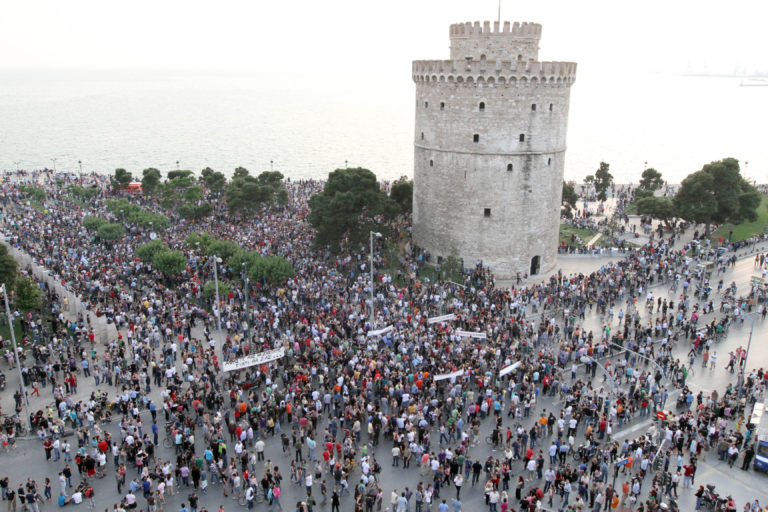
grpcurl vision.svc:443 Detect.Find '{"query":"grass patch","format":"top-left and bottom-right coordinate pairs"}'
top-left (0, 321), bottom-right (26, 348)
top-left (710, 196), bottom-right (768, 243)
top-left (560, 224), bottom-right (598, 245)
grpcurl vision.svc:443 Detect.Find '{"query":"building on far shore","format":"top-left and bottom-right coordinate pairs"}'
top-left (412, 20), bottom-right (577, 278)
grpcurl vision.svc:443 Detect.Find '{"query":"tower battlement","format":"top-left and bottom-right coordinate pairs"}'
top-left (412, 59), bottom-right (577, 85)
top-left (450, 21), bottom-right (542, 39)
top-left (412, 20), bottom-right (577, 280)
top-left (450, 20), bottom-right (542, 61)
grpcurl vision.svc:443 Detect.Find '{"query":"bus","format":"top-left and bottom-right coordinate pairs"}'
top-left (750, 401), bottom-right (768, 472)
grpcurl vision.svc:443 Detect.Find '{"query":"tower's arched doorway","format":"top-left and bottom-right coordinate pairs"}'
top-left (530, 255), bottom-right (540, 275)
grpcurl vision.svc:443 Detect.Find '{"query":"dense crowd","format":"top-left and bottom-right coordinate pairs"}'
top-left (0, 168), bottom-right (765, 512)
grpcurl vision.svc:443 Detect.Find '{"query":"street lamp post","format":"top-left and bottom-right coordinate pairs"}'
top-left (1, 284), bottom-right (33, 431)
top-left (739, 311), bottom-right (756, 398)
top-left (51, 158), bottom-right (57, 172)
top-left (78, 160), bottom-right (82, 178)
top-left (242, 262), bottom-right (250, 341)
top-left (369, 231), bottom-right (382, 326)
top-left (212, 256), bottom-right (222, 331)
top-left (176, 160), bottom-right (180, 170)
top-left (270, 160), bottom-right (274, 172)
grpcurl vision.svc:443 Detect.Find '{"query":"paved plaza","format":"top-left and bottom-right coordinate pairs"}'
top-left (1, 231), bottom-right (767, 512)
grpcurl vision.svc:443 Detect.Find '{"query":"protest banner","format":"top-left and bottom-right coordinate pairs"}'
top-left (434, 369), bottom-right (464, 381)
top-left (456, 330), bottom-right (487, 340)
top-left (223, 347), bottom-right (286, 372)
top-left (367, 325), bottom-right (394, 337)
top-left (427, 313), bottom-right (456, 324)
top-left (499, 361), bottom-right (522, 377)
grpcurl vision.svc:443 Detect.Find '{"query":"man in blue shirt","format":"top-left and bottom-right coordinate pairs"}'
top-left (437, 499), bottom-right (450, 512)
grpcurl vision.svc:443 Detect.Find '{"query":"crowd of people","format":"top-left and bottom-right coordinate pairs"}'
top-left (0, 168), bottom-right (765, 512)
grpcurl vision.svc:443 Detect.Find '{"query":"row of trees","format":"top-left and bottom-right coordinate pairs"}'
top-left (636, 158), bottom-right (760, 234)
top-left (0, 245), bottom-right (43, 312)
top-left (113, 166), bottom-right (289, 220)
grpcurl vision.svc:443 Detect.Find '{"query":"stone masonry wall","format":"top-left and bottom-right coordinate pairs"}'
top-left (412, 21), bottom-right (576, 279)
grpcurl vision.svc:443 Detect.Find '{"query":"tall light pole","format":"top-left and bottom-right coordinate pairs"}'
top-left (369, 231), bottom-right (382, 326)
top-left (78, 160), bottom-right (82, 178)
top-left (241, 262), bottom-right (250, 341)
top-left (176, 160), bottom-right (180, 170)
top-left (1, 284), bottom-right (32, 431)
top-left (270, 160), bottom-right (274, 172)
top-left (51, 158), bottom-right (57, 172)
top-left (212, 255), bottom-right (222, 331)
top-left (345, 160), bottom-right (348, 169)
top-left (12, 161), bottom-right (20, 172)
top-left (739, 311), bottom-right (756, 398)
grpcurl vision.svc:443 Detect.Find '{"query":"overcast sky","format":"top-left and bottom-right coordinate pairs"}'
top-left (1, 0), bottom-right (765, 75)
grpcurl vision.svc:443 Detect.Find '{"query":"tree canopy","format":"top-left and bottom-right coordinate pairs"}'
top-left (152, 249), bottom-right (187, 276)
top-left (111, 168), bottom-right (133, 188)
top-left (135, 239), bottom-right (168, 262)
top-left (97, 223), bottom-right (126, 242)
top-left (390, 179), bottom-right (413, 214)
top-left (635, 196), bottom-right (677, 225)
top-left (14, 276), bottom-right (42, 312)
top-left (638, 168), bottom-right (664, 192)
top-left (249, 255), bottom-right (294, 286)
top-left (561, 182), bottom-right (578, 219)
top-left (200, 167), bottom-right (227, 194)
top-left (594, 162), bottom-right (613, 202)
top-left (141, 168), bottom-right (162, 194)
top-left (308, 167), bottom-right (398, 249)
top-left (225, 171), bottom-right (286, 216)
top-left (673, 157), bottom-right (760, 233)
top-left (0, 244), bottom-right (18, 289)
top-left (106, 199), bottom-right (170, 230)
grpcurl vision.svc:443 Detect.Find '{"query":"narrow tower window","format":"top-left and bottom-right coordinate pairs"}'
top-left (549, 103), bottom-right (553, 111)
top-left (421, 132), bottom-right (424, 140)
top-left (484, 208), bottom-right (491, 217)
top-left (429, 159), bottom-right (434, 167)
top-left (507, 164), bottom-right (513, 172)
top-left (531, 104), bottom-right (537, 111)
top-left (479, 102), bottom-right (485, 112)
top-left (519, 134), bottom-right (525, 142)
top-left (548, 158), bottom-right (552, 166)
top-left (440, 102), bottom-right (445, 111)
top-left (424, 101), bottom-right (428, 108)
top-left (473, 134), bottom-right (480, 143)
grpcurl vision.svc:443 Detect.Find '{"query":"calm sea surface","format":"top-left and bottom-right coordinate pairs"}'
top-left (0, 68), bottom-right (766, 183)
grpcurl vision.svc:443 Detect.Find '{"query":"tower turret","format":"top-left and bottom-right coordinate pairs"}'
top-left (412, 21), bottom-right (577, 279)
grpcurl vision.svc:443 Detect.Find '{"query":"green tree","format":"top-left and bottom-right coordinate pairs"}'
top-left (635, 196), bottom-right (677, 226)
top-left (68, 186), bottom-right (99, 201)
top-left (441, 247), bottom-right (462, 281)
top-left (561, 182), bottom-right (578, 219)
top-left (135, 240), bottom-right (168, 262)
top-left (112, 168), bottom-right (133, 188)
top-left (206, 239), bottom-right (240, 262)
top-left (233, 167), bottom-right (250, 179)
top-left (249, 255), bottom-right (294, 286)
top-left (185, 232), bottom-right (215, 249)
top-left (82, 216), bottom-right (109, 231)
top-left (673, 157), bottom-right (760, 235)
top-left (152, 250), bottom-right (187, 276)
top-left (17, 185), bottom-right (46, 201)
top-left (225, 171), bottom-right (285, 216)
top-left (308, 167), bottom-right (399, 249)
top-left (229, 249), bottom-right (262, 275)
top-left (167, 169), bottom-right (194, 180)
top-left (0, 245), bottom-right (18, 289)
top-left (390, 179), bottom-right (413, 214)
top-left (97, 223), bottom-right (126, 242)
top-left (203, 280), bottom-right (231, 302)
top-left (201, 167), bottom-right (227, 194)
top-left (638, 167), bottom-right (664, 192)
top-left (141, 168), bottom-right (162, 194)
top-left (14, 276), bottom-right (42, 312)
top-left (594, 162), bottom-right (613, 202)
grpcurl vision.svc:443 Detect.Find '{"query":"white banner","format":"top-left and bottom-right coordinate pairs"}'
top-left (427, 313), bottom-right (456, 324)
top-left (456, 330), bottom-right (487, 340)
top-left (223, 347), bottom-right (285, 372)
top-left (434, 369), bottom-right (464, 381)
top-left (367, 325), bottom-right (394, 338)
top-left (499, 361), bottom-right (522, 377)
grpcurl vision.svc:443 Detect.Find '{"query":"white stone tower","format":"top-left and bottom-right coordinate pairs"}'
top-left (412, 21), bottom-right (577, 279)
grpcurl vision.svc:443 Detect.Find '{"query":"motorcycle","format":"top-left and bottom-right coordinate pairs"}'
top-left (0, 370), bottom-right (5, 391)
